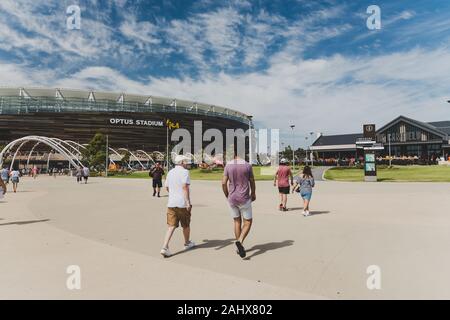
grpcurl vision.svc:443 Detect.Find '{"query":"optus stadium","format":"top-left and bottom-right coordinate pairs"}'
top-left (0, 87), bottom-right (250, 153)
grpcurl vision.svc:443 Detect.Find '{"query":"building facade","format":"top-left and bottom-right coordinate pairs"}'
top-left (0, 87), bottom-right (250, 152)
top-left (311, 115), bottom-right (450, 162)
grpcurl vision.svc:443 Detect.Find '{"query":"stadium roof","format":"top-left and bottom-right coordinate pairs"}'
top-left (0, 87), bottom-right (249, 122)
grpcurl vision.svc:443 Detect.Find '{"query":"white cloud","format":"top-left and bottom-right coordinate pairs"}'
top-left (119, 17), bottom-right (161, 49)
top-left (3, 46), bottom-right (449, 147)
top-left (1, 1), bottom-right (449, 147)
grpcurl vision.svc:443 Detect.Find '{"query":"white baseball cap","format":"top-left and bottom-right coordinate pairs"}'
top-left (174, 154), bottom-right (190, 164)
top-left (280, 158), bottom-right (288, 164)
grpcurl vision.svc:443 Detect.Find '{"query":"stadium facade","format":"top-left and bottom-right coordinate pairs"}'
top-left (0, 87), bottom-right (250, 152)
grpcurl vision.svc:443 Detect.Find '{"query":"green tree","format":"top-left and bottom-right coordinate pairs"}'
top-left (81, 133), bottom-right (107, 169)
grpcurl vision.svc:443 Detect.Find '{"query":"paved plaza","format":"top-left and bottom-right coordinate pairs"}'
top-left (1, 175), bottom-right (450, 299)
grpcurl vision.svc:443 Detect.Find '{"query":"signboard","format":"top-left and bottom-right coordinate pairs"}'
top-left (363, 124), bottom-right (378, 182)
top-left (108, 118), bottom-right (164, 127)
top-left (363, 124), bottom-right (376, 140)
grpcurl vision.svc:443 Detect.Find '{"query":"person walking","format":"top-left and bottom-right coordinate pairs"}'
top-left (1, 166), bottom-right (9, 187)
top-left (222, 148), bottom-right (256, 258)
top-left (293, 166), bottom-right (315, 217)
top-left (150, 162), bottom-right (165, 197)
top-left (160, 155), bottom-right (195, 258)
top-left (76, 167), bottom-right (83, 183)
top-left (0, 176), bottom-right (6, 199)
top-left (82, 166), bottom-right (90, 184)
top-left (274, 158), bottom-right (293, 212)
top-left (9, 168), bottom-right (20, 193)
top-left (31, 166), bottom-right (38, 179)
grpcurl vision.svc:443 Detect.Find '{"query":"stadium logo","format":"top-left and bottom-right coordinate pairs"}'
top-left (109, 118), bottom-right (164, 127)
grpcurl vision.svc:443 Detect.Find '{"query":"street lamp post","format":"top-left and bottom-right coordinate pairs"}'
top-left (305, 137), bottom-right (309, 166)
top-left (166, 125), bottom-right (169, 171)
top-left (290, 125), bottom-right (295, 170)
top-left (105, 134), bottom-right (109, 177)
top-left (388, 133), bottom-right (392, 167)
top-left (309, 132), bottom-right (314, 167)
top-left (248, 116), bottom-right (253, 165)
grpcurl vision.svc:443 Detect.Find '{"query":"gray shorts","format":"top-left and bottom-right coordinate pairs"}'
top-left (229, 200), bottom-right (253, 220)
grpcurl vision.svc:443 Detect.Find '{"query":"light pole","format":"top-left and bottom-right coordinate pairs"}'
top-left (248, 115), bottom-right (253, 165)
top-left (388, 133), bottom-right (392, 167)
top-left (305, 136), bottom-right (309, 166)
top-left (309, 132), bottom-right (314, 167)
top-left (105, 134), bottom-right (109, 177)
top-left (166, 125), bottom-right (169, 171)
top-left (290, 125), bottom-right (295, 170)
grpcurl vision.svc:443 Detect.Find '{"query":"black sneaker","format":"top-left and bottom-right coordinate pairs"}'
top-left (235, 241), bottom-right (246, 258)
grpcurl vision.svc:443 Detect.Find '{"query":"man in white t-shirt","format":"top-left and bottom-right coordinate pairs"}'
top-left (160, 155), bottom-right (195, 257)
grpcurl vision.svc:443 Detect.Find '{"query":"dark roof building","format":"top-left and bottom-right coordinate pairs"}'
top-left (311, 115), bottom-right (450, 159)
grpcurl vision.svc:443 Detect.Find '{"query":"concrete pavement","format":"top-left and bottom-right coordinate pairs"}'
top-left (1, 175), bottom-right (450, 299)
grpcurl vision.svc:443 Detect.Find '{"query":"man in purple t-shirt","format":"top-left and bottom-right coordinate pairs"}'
top-left (222, 153), bottom-right (256, 258)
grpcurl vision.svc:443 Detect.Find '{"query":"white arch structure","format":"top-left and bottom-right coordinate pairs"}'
top-left (136, 150), bottom-right (156, 166)
top-left (1, 136), bottom-right (165, 171)
top-left (0, 136), bottom-right (83, 170)
top-left (117, 148), bottom-right (146, 170)
top-left (108, 147), bottom-right (131, 169)
top-left (152, 151), bottom-right (165, 161)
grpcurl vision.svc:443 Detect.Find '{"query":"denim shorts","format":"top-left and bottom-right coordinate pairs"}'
top-left (300, 191), bottom-right (312, 201)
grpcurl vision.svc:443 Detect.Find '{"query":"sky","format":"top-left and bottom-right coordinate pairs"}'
top-left (0, 0), bottom-right (450, 147)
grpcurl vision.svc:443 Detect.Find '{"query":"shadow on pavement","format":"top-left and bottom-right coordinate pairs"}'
top-left (288, 207), bottom-right (304, 211)
top-left (244, 240), bottom-right (294, 260)
top-left (288, 208), bottom-right (331, 215)
top-left (309, 211), bottom-right (330, 215)
top-left (196, 238), bottom-right (235, 250)
top-left (0, 219), bottom-right (50, 227)
top-left (170, 238), bottom-right (235, 257)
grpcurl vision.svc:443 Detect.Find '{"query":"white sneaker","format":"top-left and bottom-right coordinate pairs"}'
top-left (160, 247), bottom-right (172, 257)
top-left (303, 211), bottom-right (310, 217)
top-left (184, 241), bottom-right (196, 251)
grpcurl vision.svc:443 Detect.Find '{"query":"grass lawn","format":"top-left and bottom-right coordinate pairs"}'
top-left (107, 167), bottom-right (300, 181)
top-left (324, 165), bottom-right (450, 182)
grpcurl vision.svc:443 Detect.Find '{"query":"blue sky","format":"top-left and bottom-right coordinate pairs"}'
top-left (1, 0), bottom-right (450, 147)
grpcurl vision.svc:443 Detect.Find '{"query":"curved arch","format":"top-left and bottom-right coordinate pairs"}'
top-left (1, 136), bottom-right (81, 169)
top-left (64, 140), bottom-right (87, 151)
top-left (109, 147), bottom-right (131, 169)
top-left (61, 140), bottom-right (116, 165)
top-left (26, 141), bottom-right (41, 167)
top-left (50, 138), bottom-right (83, 157)
top-left (9, 139), bottom-right (37, 171)
top-left (153, 151), bottom-right (165, 158)
top-left (117, 148), bottom-right (146, 170)
top-left (136, 150), bottom-right (155, 166)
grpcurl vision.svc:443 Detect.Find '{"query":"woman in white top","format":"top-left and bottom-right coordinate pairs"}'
top-left (10, 168), bottom-right (20, 193)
